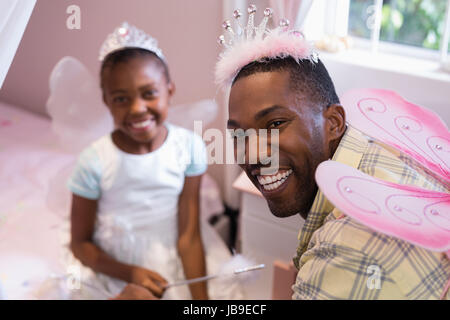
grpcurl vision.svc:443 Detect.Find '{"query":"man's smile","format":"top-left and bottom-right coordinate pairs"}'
top-left (249, 168), bottom-right (294, 195)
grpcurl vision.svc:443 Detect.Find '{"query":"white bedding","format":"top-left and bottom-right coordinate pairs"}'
top-left (0, 102), bottom-right (74, 299)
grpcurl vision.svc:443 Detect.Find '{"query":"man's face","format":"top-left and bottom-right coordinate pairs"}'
top-left (228, 70), bottom-right (330, 219)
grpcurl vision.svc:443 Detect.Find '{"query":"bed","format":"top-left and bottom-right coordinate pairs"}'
top-left (0, 101), bottom-right (226, 299)
top-left (0, 101), bottom-right (74, 299)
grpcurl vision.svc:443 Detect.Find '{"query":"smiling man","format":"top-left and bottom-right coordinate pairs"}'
top-left (217, 6), bottom-right (450, 300)
top-left (227, 58), bottom-right (344, 219)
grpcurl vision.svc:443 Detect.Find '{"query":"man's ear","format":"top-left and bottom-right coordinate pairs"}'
top-left (323, 104), bottom-right (346, 143)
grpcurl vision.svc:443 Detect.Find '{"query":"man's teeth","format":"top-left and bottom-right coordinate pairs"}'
top-left (130, 119), bottom-right (152, 128)
top-left (257, 169), bottom-right (293, 191)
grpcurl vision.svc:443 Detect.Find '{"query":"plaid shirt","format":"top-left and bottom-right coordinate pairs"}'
top-left (292, 126), bottom-right (450, 300)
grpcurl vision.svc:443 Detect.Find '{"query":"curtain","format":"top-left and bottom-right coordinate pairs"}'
top-left (269, 0), bottom-right (313, 30)
top-left (0, 0), bottom-right (36, 89)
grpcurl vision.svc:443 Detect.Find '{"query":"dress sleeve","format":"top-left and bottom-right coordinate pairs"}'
top-left (184, 132), bottom-right (208, 177)
top-left (67, 147), bottom-right (102, 200)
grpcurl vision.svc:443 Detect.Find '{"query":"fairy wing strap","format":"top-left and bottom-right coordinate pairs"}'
top-left (341, 88), bottom-right (450, 185)
top-left (315, 160), bottom-right (450, 256)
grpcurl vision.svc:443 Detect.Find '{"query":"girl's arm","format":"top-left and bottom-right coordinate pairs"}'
top-left (177, 175), bottom-right (209, 300)
top-left (70, 194), bottom-right (167, 297)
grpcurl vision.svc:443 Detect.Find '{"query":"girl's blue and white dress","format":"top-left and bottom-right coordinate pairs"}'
top-left (62, 123), bottom-right (243, 299)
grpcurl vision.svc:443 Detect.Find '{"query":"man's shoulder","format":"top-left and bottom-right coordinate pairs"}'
top-left (353, 129), bottom-right (448, 192)
top-left (302, 214), bottom-right (449, 299)
top-left (316, 213), bottom-right (447, 272)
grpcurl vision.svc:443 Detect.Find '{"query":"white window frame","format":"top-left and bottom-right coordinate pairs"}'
top-left (441, 0), bottom-right (450, 64)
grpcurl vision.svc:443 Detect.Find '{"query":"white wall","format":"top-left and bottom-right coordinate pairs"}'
top-left (321, 51), bottom-right (450, 125)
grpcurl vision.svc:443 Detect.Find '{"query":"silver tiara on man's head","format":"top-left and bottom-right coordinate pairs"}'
top-left (98, 22), bottom-right (165, 62)
top-left (215, 4), bottom-right (318, 88)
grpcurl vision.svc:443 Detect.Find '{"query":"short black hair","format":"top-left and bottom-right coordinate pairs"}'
top-left (232, 57), bottom-right (340, 112)
top-left (100, 47), bottom-right (170, 88)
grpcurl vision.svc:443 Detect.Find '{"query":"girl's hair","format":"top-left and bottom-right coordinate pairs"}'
top-left (100, 47), bottom-right (171, 88)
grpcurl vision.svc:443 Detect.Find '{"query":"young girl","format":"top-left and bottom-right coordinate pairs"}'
top-left (66, 23), bottom-right (229, 300)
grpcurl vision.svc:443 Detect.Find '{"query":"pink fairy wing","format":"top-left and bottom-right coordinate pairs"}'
top-left (341, 88), bottom-right (450, 184)
top-left (315, 160), bottom-right (450, 253)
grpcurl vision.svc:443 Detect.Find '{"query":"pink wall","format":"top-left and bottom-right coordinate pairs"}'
top-left (0, 0), bottom-right (223, 116)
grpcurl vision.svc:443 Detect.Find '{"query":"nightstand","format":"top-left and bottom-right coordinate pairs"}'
top-left (233, 172), bottom-right (304, 299)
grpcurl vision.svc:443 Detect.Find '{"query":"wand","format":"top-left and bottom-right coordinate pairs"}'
top-left (165, 264), bottom-right (265, 289)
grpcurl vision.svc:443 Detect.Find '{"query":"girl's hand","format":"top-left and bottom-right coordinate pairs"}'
top-left (129, 266), bottom-right (168, 298)
top-left (111, 284), bottom-right (157, 300)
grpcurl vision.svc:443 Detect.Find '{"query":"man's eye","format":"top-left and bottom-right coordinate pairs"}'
top-left (268, 120), bottom-right (285, 128)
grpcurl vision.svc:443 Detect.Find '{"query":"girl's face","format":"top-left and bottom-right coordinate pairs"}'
top-left (102, 56), bottom-right (174, 150)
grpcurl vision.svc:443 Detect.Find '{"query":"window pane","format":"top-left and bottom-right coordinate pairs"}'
top-left (349, 0), bottom-right (449, 51)
top-left (380, 0), bottom-right (447, 50)
top-left (348, 0), bottom-right (374, 39)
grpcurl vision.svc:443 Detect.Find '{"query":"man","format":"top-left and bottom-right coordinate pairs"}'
top-left (114, 5), bottom-right (450, 300)
top-left (219, 6), bottom-right (449, 299)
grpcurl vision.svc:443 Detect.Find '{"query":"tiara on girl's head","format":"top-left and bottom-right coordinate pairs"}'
top-left (215, 4), bottom-right (318, 87)
top-left (98, 22), bottom-right (165, 62)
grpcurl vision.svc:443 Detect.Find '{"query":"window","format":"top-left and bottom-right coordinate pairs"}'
top-left (348, 0), bottom-right (450, 62)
